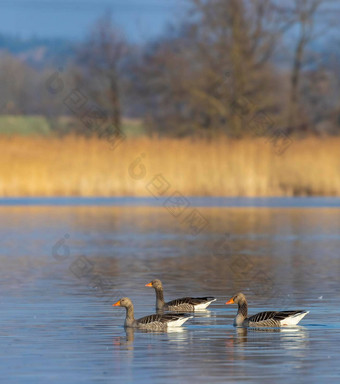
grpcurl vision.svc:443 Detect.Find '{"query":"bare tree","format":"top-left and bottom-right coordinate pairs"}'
top-left (276, 0), bottom-right (331, 132)
top-left (0, 53), bottom-right (38, 114)
top-left (136, 0), bottom-right (290, 137)
top-left (74, 14), bottom-right (127, 132)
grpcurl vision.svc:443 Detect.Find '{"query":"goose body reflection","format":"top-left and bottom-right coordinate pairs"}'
top-left (228, 326), bottom-right (309, 354)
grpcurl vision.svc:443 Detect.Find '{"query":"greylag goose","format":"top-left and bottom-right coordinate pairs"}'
top-left (113, 297), bottom-right (192, 331)
top-left (226, 293), bottom-right (309, 327)
top-left (145, 279), bottom-right (216, 311)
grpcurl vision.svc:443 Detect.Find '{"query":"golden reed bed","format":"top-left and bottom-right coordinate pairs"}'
top-left (0, 135), bottom-right (339, 197)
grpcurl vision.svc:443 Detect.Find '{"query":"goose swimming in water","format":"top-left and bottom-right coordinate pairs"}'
top-left (226, 292), bottom-right (309, 327)
top-left (113, 297), bottom-right (192, 331)
top-left (145, 279), bottom-right (216, 311)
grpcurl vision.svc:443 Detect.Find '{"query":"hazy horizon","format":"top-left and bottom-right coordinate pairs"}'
top-left (0, 0), bottom-right (186, 42)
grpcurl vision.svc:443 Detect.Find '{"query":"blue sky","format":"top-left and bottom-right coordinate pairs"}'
top-left (0, 0), bottom-right (186, 42)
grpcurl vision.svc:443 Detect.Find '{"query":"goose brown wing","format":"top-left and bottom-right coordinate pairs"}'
top-left (271, 310), bottom-right (306, 320)
top-left (166, 296), bottom-right (215, 307)
top-left (187, 296), bottom-right (216, 305)
top-left (248, 310), bottom-right (304, 323)
top-left (137, 313), bottom-right (189, 325)
top-left (247, 311), bottom-right (279, 323)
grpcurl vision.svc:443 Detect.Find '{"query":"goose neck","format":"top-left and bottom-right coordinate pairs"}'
top-left (155, 287), bottom-right (165, 309)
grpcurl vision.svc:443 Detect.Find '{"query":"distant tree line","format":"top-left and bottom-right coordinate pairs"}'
top-left (0, 0), bottom-right (339, 138)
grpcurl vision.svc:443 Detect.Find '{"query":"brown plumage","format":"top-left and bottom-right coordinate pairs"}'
top-left (145, 279), bottom-right (216, 311)
top-left (113, 297), bottom-right (192, 331)
top-left (226, 292), bottom-right (309, 327)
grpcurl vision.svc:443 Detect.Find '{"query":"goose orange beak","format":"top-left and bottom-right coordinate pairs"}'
top-left (113, 300), bottom-right (121, 307)
top-left (145, 282), bottom-right (152, 287)
top-left (225, 298), bottom-right (234, 305)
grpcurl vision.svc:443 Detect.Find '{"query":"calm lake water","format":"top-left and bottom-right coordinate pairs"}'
top-left (0, 198), bottom-right (340, 383)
